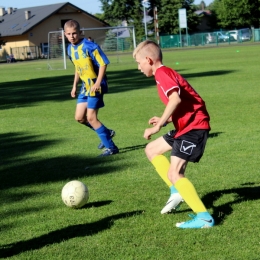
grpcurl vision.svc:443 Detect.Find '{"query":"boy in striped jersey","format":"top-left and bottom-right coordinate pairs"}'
top-left (64, 20), bottom-right (118, 156)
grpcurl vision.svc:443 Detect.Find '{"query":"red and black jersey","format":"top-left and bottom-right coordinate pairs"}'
top-left (155, 66), bottom-right (210, 138)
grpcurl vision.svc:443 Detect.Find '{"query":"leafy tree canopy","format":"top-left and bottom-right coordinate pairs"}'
top-left (212, 0), bottom-right (260, 29)
top-left (157, 0), bottom-right (199, 34)
top-left (99, 0), bottom-right (137, 26)
top-left (99, 0), bottom-right (200, 38)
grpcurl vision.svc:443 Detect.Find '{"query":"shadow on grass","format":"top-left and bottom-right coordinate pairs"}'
top-left (202, 184), bottom-right (260, 225)
top-left (180, 70), bottom-right (235, 79)
top-left (82, 200), bottom-right (113, 209)
top-left (208, 131), bottom-right (223, 138)
top-left (0, 210), bottom-right (143, 258)
top-left (119, 143), bottom-right (147, 153)
top-left (0, 132), bottom-right (145, 190)
top-left (0, 69), bottom-right (235, 110)
top-left (0, 129), bottom-right (223, 191)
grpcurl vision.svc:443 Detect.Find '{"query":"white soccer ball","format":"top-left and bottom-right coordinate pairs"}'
top-left (61, 180), bottom-right (89, 209)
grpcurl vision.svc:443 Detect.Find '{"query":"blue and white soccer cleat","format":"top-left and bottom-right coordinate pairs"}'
top-left (161, 193), bottom-right (184, 214)
top-left (176, 212), bottom-right (214, 228)
top-left (98, 147), bottom-right (119, 157)
top-left (98, 130), bottom-right (116, 149)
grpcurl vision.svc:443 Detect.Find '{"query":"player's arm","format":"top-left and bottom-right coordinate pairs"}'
top-left (158, 90), bottom-right (181, 127)
top-left (149, 115), bottom-right (172, 126)
top-left (144, 90), bottom-right (181, 140)
top-left (71, 69), bottom-right (80, 98)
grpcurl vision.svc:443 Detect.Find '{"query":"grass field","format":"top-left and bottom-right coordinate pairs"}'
top-left (1, 44), bottom-right (260, 260)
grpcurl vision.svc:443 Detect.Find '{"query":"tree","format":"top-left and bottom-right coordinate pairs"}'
top-left (93, 13), bottom-right (106, 21)
top-left (212, 0), bottom-right (260, 29)
top-left (157, 0), bottom-right (200, 34)
top-left (99, 0), bottom-right (148, 40)
top-left (99, 0), bottom-right (136, 26)
top-left (131, 0), bottom-right (147, 40)
top-left (99, 0), bottom-right (141, 35)
top-left (99, 0), bottom-right (200, 39)
top-left (200, 1), bottom-right (206, 10)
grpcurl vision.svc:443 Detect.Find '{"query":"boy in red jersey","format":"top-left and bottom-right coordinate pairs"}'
top-left (133, 40), bottom-right (214, 228)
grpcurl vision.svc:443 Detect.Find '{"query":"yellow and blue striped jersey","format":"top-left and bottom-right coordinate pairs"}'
top-left (67, 38), bottom-right (110, 96)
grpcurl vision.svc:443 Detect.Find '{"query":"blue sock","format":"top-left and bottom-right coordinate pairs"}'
top-left (95, 125), bottom-right (117, 149)
top-left (170, 185), bottom-right (178, 194)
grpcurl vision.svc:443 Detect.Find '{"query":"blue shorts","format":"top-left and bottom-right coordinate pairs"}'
top-left (77, 87), bottom-right (104, 109)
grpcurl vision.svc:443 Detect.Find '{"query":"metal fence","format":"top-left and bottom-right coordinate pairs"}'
top-left (9, 45), bottom-right (44, 60)
top-left (1, 29), bottom-right (259, 62)
top-left (253, 29), bottom-right (260, 41)
top-left (160, 29), bottom-right (260, 49)
top-left (0, 46), bottom-right (44, 62)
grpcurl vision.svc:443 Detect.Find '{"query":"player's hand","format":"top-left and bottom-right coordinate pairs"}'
top-left (71, 88), bottom-right (76, 98)
top-left (143, 125), bottom-right (160, 140)
top-left (91, 84), bottom-right (101, 93)
top-left (148, 116), bottom-right (160, 126)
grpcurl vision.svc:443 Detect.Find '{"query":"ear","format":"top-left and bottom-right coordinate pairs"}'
top-left (146, 56), bottom-right (153, 65)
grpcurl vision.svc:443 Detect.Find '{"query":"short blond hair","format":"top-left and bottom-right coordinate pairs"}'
top-left (64, 20), bottom-right (80, 31)
top-left (133, 40), bottom-right (162, 61)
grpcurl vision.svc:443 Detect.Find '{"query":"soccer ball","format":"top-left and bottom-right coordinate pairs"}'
top-left (61, 180), bottom-right (89, 209)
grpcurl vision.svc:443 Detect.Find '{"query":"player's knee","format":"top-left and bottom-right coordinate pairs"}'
top-left (87, 117), bottom-right (93, 124)
top-left (75, 117), bottom-right (85, 124)
top-left (87, 117), bottom-right (98, 126)
top-left (145, 143), bottom-right (154, 161)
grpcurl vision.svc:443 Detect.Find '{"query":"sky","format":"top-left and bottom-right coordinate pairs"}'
top-left (194, 0), bottom-right (212, 7)
top-left (2, 0), bottom-right (213, 14)
top-left (0, 0), bottom-right (103, 14)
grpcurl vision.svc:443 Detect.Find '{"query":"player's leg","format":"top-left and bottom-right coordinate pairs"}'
top-left (94, 94), bottom-right (115, 150)
top-left (168, 156), bottom-right (208, 214)
top-left (97, 128), bottom-right (116, 149)
top-left (169, 130), bottom-right (214, 228)
top-left (84, 94), bottom-right (116, 150)
top-left (75, 102), bottom-right (115, 148)
top-left (145, 136), bottom-right (173, 186)
top-left (87, 96), bottom-right (118, 156)
top-left (169, 157), bottom-right (214, 228)
top-left (75, 102), bottom-right (88, 123)
top-left (145, 135), bottom-right (183, 213)
top-left (75, 91), bottom-right (94, 130)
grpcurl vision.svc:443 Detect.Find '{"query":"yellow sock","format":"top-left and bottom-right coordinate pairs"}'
top-left (175, 177), bottom-right (207, 213)
top-left (151, 155), bottom-right (172, 187)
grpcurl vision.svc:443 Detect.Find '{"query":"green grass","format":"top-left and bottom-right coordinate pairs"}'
top-left (1, 44), bottom-right (260, 259)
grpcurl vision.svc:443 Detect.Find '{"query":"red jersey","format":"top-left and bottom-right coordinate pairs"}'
top-left (155, 66), bottom-right (210, 138)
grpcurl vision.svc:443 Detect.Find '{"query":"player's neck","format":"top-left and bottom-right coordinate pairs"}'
top-left (153, 60), bottom-right (163, 74)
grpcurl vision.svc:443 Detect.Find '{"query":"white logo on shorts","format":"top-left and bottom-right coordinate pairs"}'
top-left (180, 140), bottom-right (196, 155)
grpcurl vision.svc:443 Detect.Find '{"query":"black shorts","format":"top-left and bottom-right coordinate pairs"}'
top-left (163, 129), bottom-right (209, 163)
